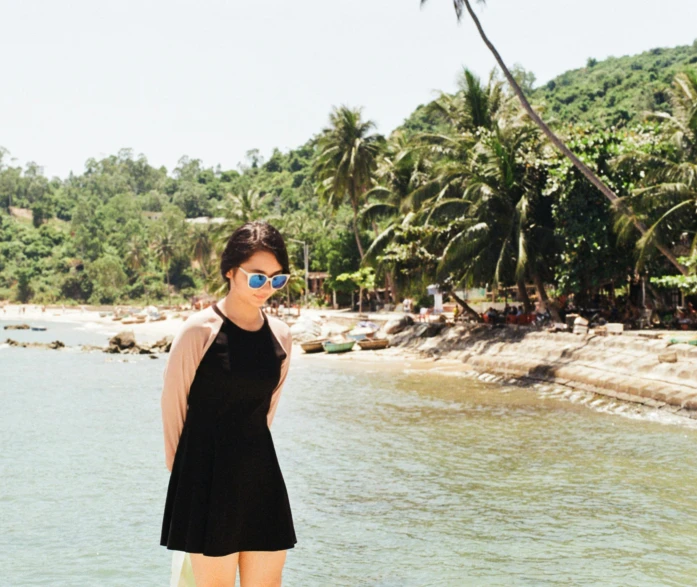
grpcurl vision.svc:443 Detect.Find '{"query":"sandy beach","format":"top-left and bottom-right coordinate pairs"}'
top-left (0, 303), bottom-right (188, 342)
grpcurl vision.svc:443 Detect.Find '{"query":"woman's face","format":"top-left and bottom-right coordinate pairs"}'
top-left (226, 250), bottom-right (285, 307)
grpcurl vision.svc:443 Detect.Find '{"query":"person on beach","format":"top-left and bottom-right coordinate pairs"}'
top-left (160, 221), bottom-right (296, 586)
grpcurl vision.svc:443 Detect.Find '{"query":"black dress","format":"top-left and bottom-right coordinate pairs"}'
top-left (160, 305), bottom-right (297, 556)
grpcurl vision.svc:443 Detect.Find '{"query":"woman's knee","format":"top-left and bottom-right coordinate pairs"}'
top-left (189, 551), bottom-right (240, 587)
top-left (239, 550), bottom-right (287, 587)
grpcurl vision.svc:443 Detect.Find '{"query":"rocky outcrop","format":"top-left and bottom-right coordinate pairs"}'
top-left (389, 324), bottom-right (697, 419)
top-left (4, 324), bottom-right (30, 330)
top-left (5, 338), bottom-right (65, 350)
top-left (107, 331), bottom-right (172, 354)
top-left (384, 315), bottom-right (414, 334)
top-left (3, 332), bottom-right (172, 355)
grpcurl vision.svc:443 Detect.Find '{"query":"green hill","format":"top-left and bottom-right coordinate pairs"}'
top-left (400, 41), bottom-right (697, 132)
top-left (532, 41), bottom-right (697, 126)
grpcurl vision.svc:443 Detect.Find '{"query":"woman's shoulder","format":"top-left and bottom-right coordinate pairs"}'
top-left (172, 305), bottom-right (221, 342)
top-left (265, 313), bottom-right (292, 347)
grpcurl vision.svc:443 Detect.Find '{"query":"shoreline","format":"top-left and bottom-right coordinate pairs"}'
top-left (385, 322), bottom-right (697, 421)
top-left (4, 304), bottom-right (697, 421)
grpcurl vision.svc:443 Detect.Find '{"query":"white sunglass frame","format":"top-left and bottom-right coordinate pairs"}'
top-left (236, 266), bottom-right (291, 290)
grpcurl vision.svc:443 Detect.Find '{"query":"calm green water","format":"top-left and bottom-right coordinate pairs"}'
top-left (2, 323), bottom-right (697, 586)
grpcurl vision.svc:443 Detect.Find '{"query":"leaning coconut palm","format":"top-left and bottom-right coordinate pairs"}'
top-left (613, 70), bottom-right (697, 264)
top-left (420, 0), bottom-right (688, 275)
top-left (313, 106), bottom-right (385, 258)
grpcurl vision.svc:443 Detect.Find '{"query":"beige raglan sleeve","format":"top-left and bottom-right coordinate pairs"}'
top-left (161, 318), bottom-right (209, 472)
top-left (267, 327), bottom-right (293, 429)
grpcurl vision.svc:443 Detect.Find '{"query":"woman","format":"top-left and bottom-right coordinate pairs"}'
top-left (160, 221), bottom-right (296, 587)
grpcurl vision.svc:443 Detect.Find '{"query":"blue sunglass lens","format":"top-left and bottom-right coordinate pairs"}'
top-left (271, 275), bottom-right (289, 289)
top-left (248, 274), bottom-right (268, 289)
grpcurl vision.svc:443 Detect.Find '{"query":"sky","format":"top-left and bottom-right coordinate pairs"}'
top-left (1, 0), bottom-right (696, 179)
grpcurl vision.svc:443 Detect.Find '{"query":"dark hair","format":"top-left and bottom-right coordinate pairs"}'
top-left (219, 221), bottom-right (290, 292)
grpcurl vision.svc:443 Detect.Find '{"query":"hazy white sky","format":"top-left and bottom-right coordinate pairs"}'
top-left (2, 0), bottom-right (696, 179)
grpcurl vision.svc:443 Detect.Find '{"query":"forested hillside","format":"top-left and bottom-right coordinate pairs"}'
top-left (401, 41), bottom-right (697, 133)
top-left (531, 41), bottom-right (697, 126)
top-left (1, 41), bottom-right (696, 310)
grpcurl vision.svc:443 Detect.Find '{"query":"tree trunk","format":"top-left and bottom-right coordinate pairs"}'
top-left (352, 207), bottom-right (365, 259)
top-left (459, 0), bottom-right (688, 277)
top-left (358, 287), bottom-right (363, 314)
top-left (388, 269), bottom-right (398, 304)
top-left (516, 278), bottom-right (532, 313)
top-left (532, 273), bottom-right (561, 323)
top-left (164, 261), bottom-right (171, 307)
top-left (370, 218), bottom-right (390, 302)
top-left (445, 286), bottom-right (482, 322)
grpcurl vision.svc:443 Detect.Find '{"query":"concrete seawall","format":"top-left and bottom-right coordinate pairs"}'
top-left (389, 324), bottom-right (697, 419)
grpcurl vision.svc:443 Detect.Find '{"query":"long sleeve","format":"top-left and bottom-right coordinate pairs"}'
top-left (267, 328), bottom-right (293, 428)
top-left (161, 318), bottom-right (211, 472)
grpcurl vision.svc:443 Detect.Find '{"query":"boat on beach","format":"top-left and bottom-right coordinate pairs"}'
top-left (322, 339), bottom-right (356, 354)
top-left (121, 317), bottom-right (146, 325)
top-left (357, 338), bottom-right (389, 350)
top-left (30, 326), bottom-right (47, 331)
top-left (300, 339), bottom-right (329, 353)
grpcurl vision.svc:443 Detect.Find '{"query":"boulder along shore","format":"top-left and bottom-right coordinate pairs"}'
top-left (387, 321), bottom-right (697, 420)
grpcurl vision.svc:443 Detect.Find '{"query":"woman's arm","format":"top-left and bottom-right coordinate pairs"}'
top-left (161, 319), bottom-right (211, 472)
top-left (267, 328), bottom-right (293, 429)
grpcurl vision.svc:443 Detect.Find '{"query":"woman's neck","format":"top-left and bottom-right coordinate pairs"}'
top-left (220, 292), bottom-right (263, 329)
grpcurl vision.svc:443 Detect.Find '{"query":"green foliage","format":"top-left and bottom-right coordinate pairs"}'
top-left (532, 42), bottom-right (697, 127)
top-left (1, 43), bottom-right (696, 308)
top-left (652, 255), bottom-right (697, 294)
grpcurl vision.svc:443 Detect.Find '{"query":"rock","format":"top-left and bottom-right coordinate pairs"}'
top-left (109, 331), bottom-right (137, 350)
top-left (151, 335), bottom-right (173, 353)
top-left (385, 315), bottom-right (414, 334)
top-left (4, 324), bottom-right (30, 330)
top-left (658, 351), bottom-right (678, 364)
top-left (5, 338), bottom-right (64, 350)
top-left (289, 315), bottom-right (323, 342)
top-left (415, 322), bottom-right (446, 338)
top-left (80, 344), bottom-right (106, 352)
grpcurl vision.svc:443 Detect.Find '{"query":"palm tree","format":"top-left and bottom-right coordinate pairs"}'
top-left (614, 70), bottom-right (697, 263)
top-left (191, 223), bottom-right (214, 279)
top-left (124, 234), bottom-right (148, 302)
top-left (434, 120), bottom-right (560, 319)
top-left (313, 106), bottom-right (385, 258)
top-left (210, 187), bottom-right (268, 256)
top-left (151, 229), bottom-right (177, 306)
top-left (420, 0), bottom-right (688, 275)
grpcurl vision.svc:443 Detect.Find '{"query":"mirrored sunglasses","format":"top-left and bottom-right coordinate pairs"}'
top-left (237, 266), bottom-right (290, 290)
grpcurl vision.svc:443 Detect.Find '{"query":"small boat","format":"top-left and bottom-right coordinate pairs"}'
top-left (122, 317), bottom-right (146, 325)
top-left (357, 338), bottom-right (389, 350)
top-left (149, 315), bottom-right (167, 322)
top-left (322, 339), bottom-right (356, 354)
top-left (112, 316), bottom-right (124, 321)
top-left (346, 327), bottom-right (378, 341)
top-left (31, 326), bottom-right (47, 331)
top-left (301, 339), bottom-right (328, 353)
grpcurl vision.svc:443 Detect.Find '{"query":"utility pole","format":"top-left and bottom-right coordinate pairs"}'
top-left (289, 238), bottom-right (309, 307)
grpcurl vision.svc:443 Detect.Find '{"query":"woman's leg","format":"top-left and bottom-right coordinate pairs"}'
top-left (190, 551), bottom-right (240, 587)
top-left (239, 550), bottom-right (287, 587)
